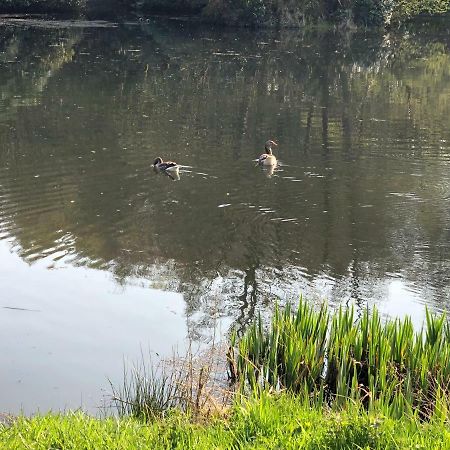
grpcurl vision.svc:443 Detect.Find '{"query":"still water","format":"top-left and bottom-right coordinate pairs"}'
top-left (0, 15), bottom-right (449, 414)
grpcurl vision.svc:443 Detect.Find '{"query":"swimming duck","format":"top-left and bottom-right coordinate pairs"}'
top-left (153, 157), bottom-right (179, 173)
top-left (258, 140), bottom-right (278, 166)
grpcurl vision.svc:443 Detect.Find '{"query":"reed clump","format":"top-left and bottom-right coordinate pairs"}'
top-left (110, 344), bottom-right (233, 422)
top-left (231, 300), bottom-right (450, 419)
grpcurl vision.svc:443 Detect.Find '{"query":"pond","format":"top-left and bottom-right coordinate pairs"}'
top-left (0, 15), bottom-right (449, 414)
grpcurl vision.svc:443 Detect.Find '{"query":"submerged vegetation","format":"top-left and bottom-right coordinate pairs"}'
top-left (0, 0), bottom-right (449, 26)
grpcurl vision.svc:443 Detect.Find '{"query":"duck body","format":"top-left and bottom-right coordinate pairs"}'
top-left (153, 157), bottom-right (179, 172)
top-left (258, 153), bottom-right (277, 166)
top-left (258, 140), bottom-right (278, 166)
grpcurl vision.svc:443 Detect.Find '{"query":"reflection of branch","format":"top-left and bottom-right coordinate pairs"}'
top-left (340, 68), bottom-right (352, 156)
top-left (356, 79), bottom-right (373, 146)
top-left (304, 103), bottom-right (314, 152)
top-left (350, 258), bottom-right (362, 309)
top-left (406, 84), bottom-right (412, 120)
top-left (321, 79), bottom-right (329, 155)
top-left (235, 266), bottom-right (258, 335)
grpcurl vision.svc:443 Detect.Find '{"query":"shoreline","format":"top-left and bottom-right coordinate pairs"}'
top-left (1, 301), bottom-right (449, 447)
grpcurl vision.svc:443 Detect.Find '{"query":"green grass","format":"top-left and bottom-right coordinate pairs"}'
top-left (1, 393), bottom-right (450, 449)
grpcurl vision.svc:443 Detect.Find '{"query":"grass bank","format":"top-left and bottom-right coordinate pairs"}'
top-left (1, 393), bottom-right (450, 449)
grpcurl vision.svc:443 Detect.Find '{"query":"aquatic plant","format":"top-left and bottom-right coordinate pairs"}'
top-left (232, 299), bottom-right (450, 419)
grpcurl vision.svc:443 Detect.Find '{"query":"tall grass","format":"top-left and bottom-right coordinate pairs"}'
top-left (110, 355), bottom-right (186, 421)
top-left (110, 345), bottom-right (232, 421)
top-left (231, 299), bottom-right (450, 419)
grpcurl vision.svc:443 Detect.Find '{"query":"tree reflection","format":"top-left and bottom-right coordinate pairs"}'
top-left (0, 19), bottom-right (449, 338)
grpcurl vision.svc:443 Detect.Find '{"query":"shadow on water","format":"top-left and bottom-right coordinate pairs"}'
top-left (0, 16), bottom-right (450, 339)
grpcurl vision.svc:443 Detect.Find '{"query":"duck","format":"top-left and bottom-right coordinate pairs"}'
top-left (153, 157), bottom-right (179, 173)
top-left (258, 140), bottom-right (278, 166)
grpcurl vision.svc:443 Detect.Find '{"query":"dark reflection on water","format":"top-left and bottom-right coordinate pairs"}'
top-left (1, 18), bottom-right (450, 352)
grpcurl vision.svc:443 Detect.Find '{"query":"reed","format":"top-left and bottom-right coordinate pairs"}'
top-left (232, 299), bottom-right (450, 419)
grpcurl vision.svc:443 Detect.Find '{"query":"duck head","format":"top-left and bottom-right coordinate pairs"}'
top-left (264, 140), bottom-right (278, 154)
top-left (153, 157), bottom-right (163, 166)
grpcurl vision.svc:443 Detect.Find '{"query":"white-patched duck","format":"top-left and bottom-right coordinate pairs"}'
top-left (153, 157), bottom-right (179, 172)
top-left (258, 140), bottom-right (278, 166)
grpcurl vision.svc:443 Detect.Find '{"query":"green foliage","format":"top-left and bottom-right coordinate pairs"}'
top-left (203, 0), bottom-right (450, 26)
top-left (203, 0), bottom-right (326, 26)
top-left (233, 299), bottom-right (450, 420)
top-left (347, 0), bottom-right (394, 25)
top-left (1, 394), bottom-right (449, 449)
top-left (0, 0), bottom-right (448, 25)
top-left (391, 0), bottom-right (450, 22)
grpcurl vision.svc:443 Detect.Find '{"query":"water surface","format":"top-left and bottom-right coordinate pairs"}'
top-left (0, 15), bottom-right (449, 414)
